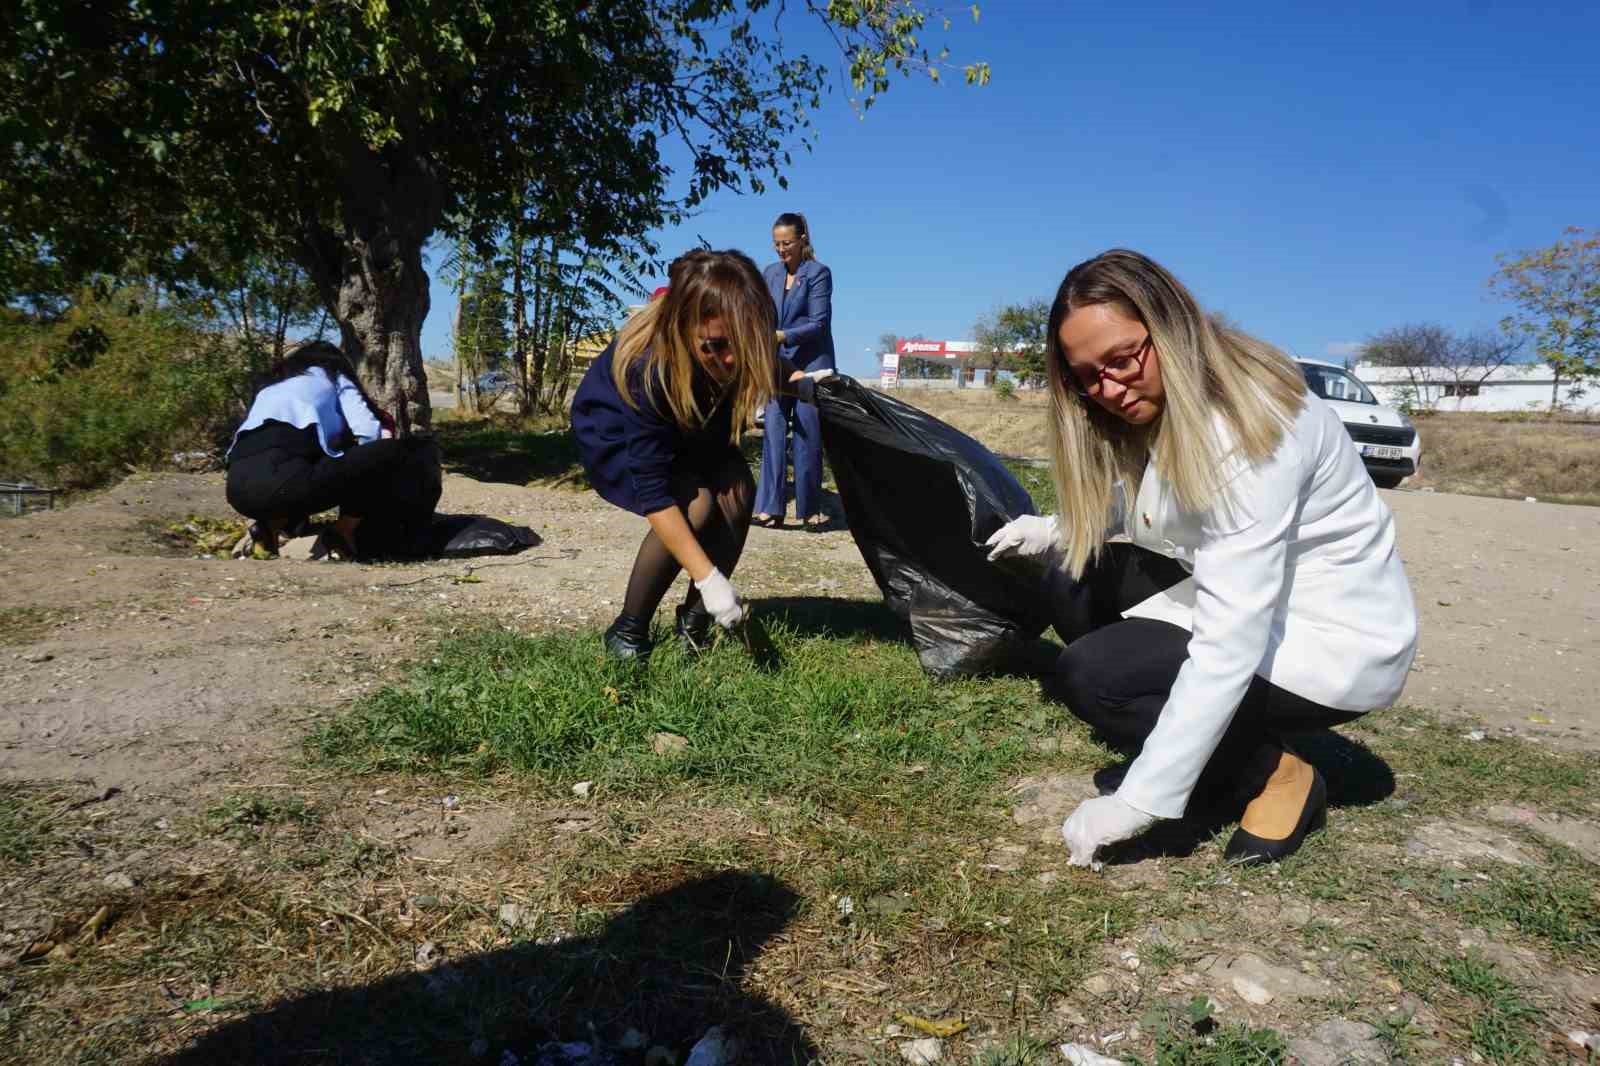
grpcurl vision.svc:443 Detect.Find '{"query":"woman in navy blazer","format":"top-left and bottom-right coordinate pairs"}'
top-left (572, 249), bottom-right (830, 660)
top-left (753, 212), bottom-right (835, 531)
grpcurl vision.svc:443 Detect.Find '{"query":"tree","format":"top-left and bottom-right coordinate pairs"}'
top-left (972, 300), bottom-right (1050, 387)
top-left (1, 2), bottom-right (986, 433)
top-left (1358, 323), bottom-right (1523, 412)
top-left (1488, 227), bottom-right (1600, 411)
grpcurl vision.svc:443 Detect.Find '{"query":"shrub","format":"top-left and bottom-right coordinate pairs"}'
top-left (0, 295), bottom-right (250, 490)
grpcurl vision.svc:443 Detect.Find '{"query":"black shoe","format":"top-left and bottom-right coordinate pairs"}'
top-left (1223, 766), bottom-right (1328, 866)
top-left (675, 602), bottom-right (715, 654)
top-left (603, 613), bottom-right (654, 660)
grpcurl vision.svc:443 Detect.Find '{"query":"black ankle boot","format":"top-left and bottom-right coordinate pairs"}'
top-left (603, 613), bottom-right (654, 660)
top-left (675, 602), bottom-right (714, 654)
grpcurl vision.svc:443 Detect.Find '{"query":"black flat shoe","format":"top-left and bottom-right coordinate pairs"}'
top-left (1223, 766), bottom-right (1328, 866)
top-left (751, 514), bottom-right (784, 529)
top-left (675, 602), bottom-right (715, 655)
top-left (603, 613), bottom-right (654, 660)
top-left (311, 525), bottom-right (361, 562)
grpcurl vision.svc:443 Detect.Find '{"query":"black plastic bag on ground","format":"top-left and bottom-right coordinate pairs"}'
top-left (425, 514), bottom-right (542, 558)
top-left (814, 376), bottom-right (1055, 676)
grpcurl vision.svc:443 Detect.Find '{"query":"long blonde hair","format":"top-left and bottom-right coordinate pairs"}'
top-left (611, 249), bottom-right (776, 443)
top-left (1045, 249), bottom-right (1306, 577)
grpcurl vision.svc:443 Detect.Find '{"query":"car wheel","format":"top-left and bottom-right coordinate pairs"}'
top-left (1370, 473), bottom-right (1405, 489)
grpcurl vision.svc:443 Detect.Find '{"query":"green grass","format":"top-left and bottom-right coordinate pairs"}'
top-left (309, 620), bottom-right (1067, 812)
top-left (432, 414), bottom-right (587, 488)
top-left (0, 605), bottom-right (67, 646)
top-left (202, 791), bottom-right (319, 834)
top-left (1128, 997), bottom-right (1288, 1065)
top-left (0, 782), bottom-right (64, 864)
top-left (1436, 850), bottom-right (1600, 959)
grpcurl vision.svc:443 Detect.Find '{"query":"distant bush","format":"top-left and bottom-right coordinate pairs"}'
top-left (0, 295), bottom-right (250, 490)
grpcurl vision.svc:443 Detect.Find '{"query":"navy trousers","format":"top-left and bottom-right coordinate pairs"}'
top-left (754, 393), bottom-right (824, 519)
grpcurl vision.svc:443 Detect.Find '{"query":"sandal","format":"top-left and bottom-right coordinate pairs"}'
top-left (311, 525), bottom-right (361, 562)
top-left (802, 514), bottom-right (828, 532)
top-left (751, 513), bottom-right (784, 529)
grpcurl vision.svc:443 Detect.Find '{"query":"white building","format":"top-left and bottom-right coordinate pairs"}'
top-left (1353, 362), bottom-right (1597, 414)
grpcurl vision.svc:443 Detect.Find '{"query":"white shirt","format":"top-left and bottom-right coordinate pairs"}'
top-left (228, 370), bottom-right (383, 459)
top-left (1112, 393), bottom-right (1419, 819)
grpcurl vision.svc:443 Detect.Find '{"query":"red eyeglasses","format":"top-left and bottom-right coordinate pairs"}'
top-left (1066, 334), bottom-right (1152, 397)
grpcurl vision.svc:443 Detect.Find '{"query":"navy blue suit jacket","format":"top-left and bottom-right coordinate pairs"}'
top-left (764, 259), bottom-right (835, 372)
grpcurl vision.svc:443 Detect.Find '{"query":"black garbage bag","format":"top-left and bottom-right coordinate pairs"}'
top-left (349, 437), bottom-right (445, 560)
top-left (425, 514), bottom-right (542, 558)
top-left (814, 375), bottom-right (1055, 676)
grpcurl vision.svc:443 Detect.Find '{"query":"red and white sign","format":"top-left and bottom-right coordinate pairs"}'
top-left (880, 351), bottom-right (900, 388)
top-left (895, 339), bottom-right (979, 357)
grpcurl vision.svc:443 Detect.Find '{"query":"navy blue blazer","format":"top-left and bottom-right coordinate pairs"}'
top-left (572, 342), bottom-right (738, 516)
top-left (764, 259), bottom-right (835, 372)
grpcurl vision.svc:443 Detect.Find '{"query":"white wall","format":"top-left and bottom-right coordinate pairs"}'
top-left (1365, 380), bottom-right (1594, 414)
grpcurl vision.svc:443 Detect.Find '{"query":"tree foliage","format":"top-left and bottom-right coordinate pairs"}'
top-left (1, 1), bottom-right (985, 431)
top-left (1359, 322), bottom-right (1522, 412)
top-left (972, 300), bottom-right (1050, 387)
top-left (1488, 227), bottom-right (1600, 410)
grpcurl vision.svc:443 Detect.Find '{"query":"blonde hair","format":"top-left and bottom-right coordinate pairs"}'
top-left (611, 249), bottom-right (776, 443)
top-left (1045, 249), bottom-right (1307, 577)
top-left (773, 212), bottom-right (816, 261)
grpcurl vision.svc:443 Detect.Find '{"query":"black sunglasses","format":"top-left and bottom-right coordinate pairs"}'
top-left (698, 336), bottom-right (732, 355)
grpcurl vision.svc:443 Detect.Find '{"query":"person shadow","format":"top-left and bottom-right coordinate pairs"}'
top-left (160, 870), bottom-right (813, 1066)
top-left (1092, 728), bottom-right (1397, 866)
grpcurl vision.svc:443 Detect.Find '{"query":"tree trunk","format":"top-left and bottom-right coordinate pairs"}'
top-left (299, 149), bottom-right (444, 435)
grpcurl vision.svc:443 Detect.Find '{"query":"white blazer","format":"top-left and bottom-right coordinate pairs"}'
top-left (1110, 392), bottom-right (1419, 819)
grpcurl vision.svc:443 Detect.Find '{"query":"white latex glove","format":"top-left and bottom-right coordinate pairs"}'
top-left (791, 367), bottom-right (835, 403)
top-left (1061, 794), bottom-right (1158, 867)
top-left (694, 567), bottom-right (746, 629)
top-left (984, 513), bottom-right (1060, 561)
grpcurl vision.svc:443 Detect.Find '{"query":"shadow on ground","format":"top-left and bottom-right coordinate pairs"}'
top-left (161, 869), bottom-right (813, 1066)
top-left (435, 418), bottom-right (587, 488)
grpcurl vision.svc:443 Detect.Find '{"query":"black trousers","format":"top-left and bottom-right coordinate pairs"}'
top-left (225, 422), bottom-right (438, 527)
top-left (1041, 543), bottom-right (1362, 807)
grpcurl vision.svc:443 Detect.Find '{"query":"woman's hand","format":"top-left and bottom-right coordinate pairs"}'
top-left (1061, 795), bottom-right (1159, 866)
top-left (984, 514), bottom-right (1060, 561)
top-left (694, 567), bottom-right (746, 629)
top-left (787, 367), bottom-right (835, 403)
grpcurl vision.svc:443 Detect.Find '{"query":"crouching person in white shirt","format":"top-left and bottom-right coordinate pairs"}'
top-left (987, 249), bottom-right (1418, 868)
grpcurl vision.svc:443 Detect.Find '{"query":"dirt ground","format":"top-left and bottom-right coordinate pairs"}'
top-left (4, 469), bottom-right (1596, 804)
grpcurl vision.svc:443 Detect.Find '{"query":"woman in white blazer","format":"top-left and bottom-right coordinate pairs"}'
top-left (986, 249), bottom-right (1418, 867)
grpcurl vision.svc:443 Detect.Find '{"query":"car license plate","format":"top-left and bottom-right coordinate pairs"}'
top-left (1361, 444), bottom-right (1402, 459)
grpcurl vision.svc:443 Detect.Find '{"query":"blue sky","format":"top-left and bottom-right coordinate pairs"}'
top-left (421, 0), bottom-right (1600, 380)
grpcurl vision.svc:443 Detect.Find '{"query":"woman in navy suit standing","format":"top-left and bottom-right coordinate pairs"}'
top-left (753, 212), bottom-right (835, 531)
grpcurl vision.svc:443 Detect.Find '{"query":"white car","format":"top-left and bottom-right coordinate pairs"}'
top-left (1297, 359), bottom-right (1420, 489)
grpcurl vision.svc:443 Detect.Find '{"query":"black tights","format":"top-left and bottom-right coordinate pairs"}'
top-left (622, 450), bottom-right (755, 620)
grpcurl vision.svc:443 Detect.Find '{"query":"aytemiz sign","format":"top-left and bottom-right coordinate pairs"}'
top-left (895, 339), bottom-right (978, 357)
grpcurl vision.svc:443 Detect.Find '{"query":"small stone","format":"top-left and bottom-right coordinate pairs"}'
top-left (1462, 729), bottom-right (1486, 741)
top-left (498, 903), bottom-right (530, 928)
top-left (1232, 975), bottom-right (1274, 1005)
top-left (23, 651), bottom-right (53, 663)
top-left (102, 872), bottom-right (136, 890)
top-left (1282, 902), bottom-right (1312, 928)
top-left (651, 732), bottom-right (689, 756)
top-left (836, 895), bottom-right (854, 918)
top-left (1523, 496), bottom-right (1536, 503)
top-left (414, 940), bottom-right (442, 967)
top-left (442, 794), bottom-right (461, 810)
top-left (1288, 1019), bottom-right (1387, 1065)
top-left (1566, 1030), bottom-right (1600, 1053)
top-left (154, 818), bottom-right (171, 831)
top-left (1082, 973), bottom-right (1116, 997)
top-left (1059, 1043), bottom-right (1125, 1066)
top-left (572, 781), bottom-right (593, 799)
top-left (684, 1026), bottom-right (737, 1066)
top-left (411, 894), bottom-right (442, 910)
top-left (897, 1037), bottom-right (942, 1064)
